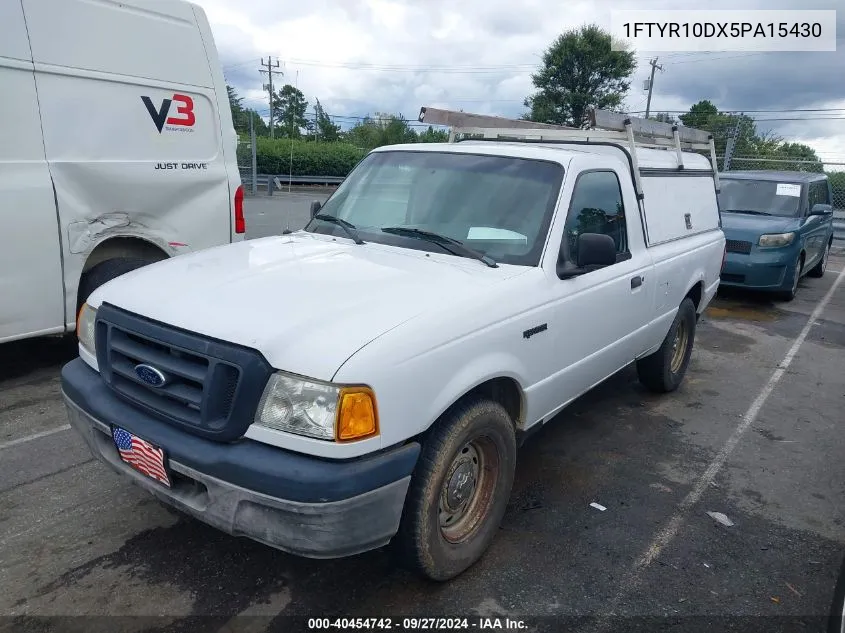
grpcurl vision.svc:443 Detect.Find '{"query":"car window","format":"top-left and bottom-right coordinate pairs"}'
top-left (808, 181), bottom-right (830, 209)
top-left (563, 171), bottom-right (629, 261)
top-left (718, 179), bottom-right (802, 217)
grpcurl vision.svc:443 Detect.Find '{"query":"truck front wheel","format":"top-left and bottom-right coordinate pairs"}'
top-left (394, 397), bottom-right (516, 581)
top-left (636, 297), bottom-right (697, 393)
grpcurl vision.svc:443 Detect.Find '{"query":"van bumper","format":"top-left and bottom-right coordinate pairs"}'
top-left (61, 358), bottom-right (419, 559)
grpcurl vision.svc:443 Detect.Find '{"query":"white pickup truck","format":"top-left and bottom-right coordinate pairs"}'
top-left (62, 108), bottom-right (725, 581)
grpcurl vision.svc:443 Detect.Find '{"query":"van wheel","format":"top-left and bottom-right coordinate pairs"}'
top-left (636, 298), bottom-right (696, 393)
top-left (808, 241), bottom-right (831, 278)
top-left (394, 397), bottom-right (516, 581)
top-left (76, 257), bottom-right (151, 318)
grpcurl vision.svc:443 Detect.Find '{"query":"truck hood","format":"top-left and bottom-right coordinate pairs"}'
top-left (720, 212), bottom-right (801, 240)
top-left (88, 233), bottom-right (526, 380)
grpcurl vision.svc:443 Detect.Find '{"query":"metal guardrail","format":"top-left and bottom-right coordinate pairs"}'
top-left (239, 172), bottom-right (345, 194)
top-left (834, 209), bottom-right (845, 242)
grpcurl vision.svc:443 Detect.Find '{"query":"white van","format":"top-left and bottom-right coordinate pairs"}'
top-left (0, 0), bottom-right (243, 344)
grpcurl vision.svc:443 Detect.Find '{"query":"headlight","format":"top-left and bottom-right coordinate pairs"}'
top-left (254, 372), bottom-right (379, 442)
top-left (758, 232), bottom-right (795, 247)
top-left (77, 303), bottom-right (97, 356)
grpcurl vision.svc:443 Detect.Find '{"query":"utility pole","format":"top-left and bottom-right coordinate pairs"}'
top-left (723, 115), bottom-right (742, 171)
top-left (259, 57), bottom-right (282, 138)
top-left (644, 57), bottom-right (663, 119)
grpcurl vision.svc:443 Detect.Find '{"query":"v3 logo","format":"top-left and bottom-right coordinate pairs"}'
top-left (141, 94), bottom-right (195, 133)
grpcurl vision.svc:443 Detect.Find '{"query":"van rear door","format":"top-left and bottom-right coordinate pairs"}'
top-left (0, 1), bottom-right (64, 342)
top-left (21, 0), bottom-right (236, 325)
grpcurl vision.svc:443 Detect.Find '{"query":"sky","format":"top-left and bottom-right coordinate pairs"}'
top-left (193, 0), bottom-right (845, 167)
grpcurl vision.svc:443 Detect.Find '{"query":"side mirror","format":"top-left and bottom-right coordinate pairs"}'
top-left (576, 233), bottom-right (617, 267)
top-left (310, 200), bottom-right (322, 218)
top-left (810, 203), bottom-right (832, 216)
top-left (557, 233), bottom-right (617, 279)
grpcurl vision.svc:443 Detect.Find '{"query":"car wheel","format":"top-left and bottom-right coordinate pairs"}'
top-left (809, 241), bottom-right (831, 278)
top-left (393, 397), bottom-right (516, 581)
top-left (636, 297), bottom-right (697, 393)
top-left (778, 255), bottom-right (803, 301)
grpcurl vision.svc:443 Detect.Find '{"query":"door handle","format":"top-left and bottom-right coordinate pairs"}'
top-left (631, 275), bottom-right (643, 289)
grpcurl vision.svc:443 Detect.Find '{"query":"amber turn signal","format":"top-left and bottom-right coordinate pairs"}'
top-left (336, 387), bottom-right (379, 441)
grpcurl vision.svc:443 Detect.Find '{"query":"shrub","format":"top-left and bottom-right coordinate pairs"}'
top-left (254, 138), bottom-right (366, 176)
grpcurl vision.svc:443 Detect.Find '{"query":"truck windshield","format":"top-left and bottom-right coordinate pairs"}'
top-left (305, 150), bottom-right (564, 266)
top-left (718, 179), bottom-right (802, 217)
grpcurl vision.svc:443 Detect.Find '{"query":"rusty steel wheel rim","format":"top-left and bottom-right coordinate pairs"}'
top-left (670, 319), bottom-right (689, 374)
top-left (438, 436), bottom-right (499, 544)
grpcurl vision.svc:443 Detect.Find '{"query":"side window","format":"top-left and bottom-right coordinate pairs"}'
top-left (564, 171), bottom-right (628, 259)
top-left (808, 181), bottom-right (829, 210)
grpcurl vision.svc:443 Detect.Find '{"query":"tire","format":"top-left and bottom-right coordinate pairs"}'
top-left (76, 257), bottom-right (151, 318)
top-left (393, 397), bottom-right (517, 581)
top-left (778, 254), bottom-right (803, 302)
top-left (636, 297), bottom-right (697, 393)
top-left (808, 241), bottom-right (831, 278)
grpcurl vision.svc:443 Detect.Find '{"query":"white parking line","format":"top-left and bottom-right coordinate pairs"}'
top-left (0, 424), bottom-right (71, 450)
top-left (592, 264), bottom-right (845, 622)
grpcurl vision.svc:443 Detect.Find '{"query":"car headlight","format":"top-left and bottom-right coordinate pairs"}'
top-left (758, 232), bottom-right (795, 247)
top-left (77, 303), bottom-right (97, 356)
top-left (254, 372), bottom-right (379, 442)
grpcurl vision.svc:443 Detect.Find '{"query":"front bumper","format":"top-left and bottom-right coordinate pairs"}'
top-left (62, 358), bottom-right (420, 558)
top-left (720, 249), bottom-right (796, 290)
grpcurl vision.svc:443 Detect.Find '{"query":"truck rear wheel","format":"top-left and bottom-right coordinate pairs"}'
top-left (394, 397), bottom-right (516, 581)
top-left (636, 298), bottom-right (697, 393)
top-left (76, 257), bottom-right (151, 319)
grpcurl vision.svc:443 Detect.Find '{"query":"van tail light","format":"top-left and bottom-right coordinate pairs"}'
top-left (234, 185), bottom-right (245, 234)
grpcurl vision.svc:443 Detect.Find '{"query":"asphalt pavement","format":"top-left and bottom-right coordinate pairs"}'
top-left (2, 193), bottom-right (845, 633)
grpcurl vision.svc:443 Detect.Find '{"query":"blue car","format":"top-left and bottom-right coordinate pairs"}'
top-left (718, 171), bottom-right (835, 301)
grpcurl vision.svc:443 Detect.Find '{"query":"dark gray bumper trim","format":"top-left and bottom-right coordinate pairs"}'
top-left (64, 392), bottom-right (410, 559)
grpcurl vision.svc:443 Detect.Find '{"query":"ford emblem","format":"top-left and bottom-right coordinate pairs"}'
top-left (134, 363), bottom-right (167, 388)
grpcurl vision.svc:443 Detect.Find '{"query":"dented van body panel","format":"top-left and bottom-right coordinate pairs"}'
top-left (0, 0), bottom-right (241, 343)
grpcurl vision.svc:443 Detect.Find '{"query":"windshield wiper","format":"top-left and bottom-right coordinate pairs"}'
top-left (312, 213), bottom-right (364, 244)
top-left (380, 226), bottom-right (498, 268)
top-left (723, 209), bottom-right (773, 216)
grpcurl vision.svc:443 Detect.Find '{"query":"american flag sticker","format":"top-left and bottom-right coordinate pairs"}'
top-left (112, 426), bottom-right (170, 487)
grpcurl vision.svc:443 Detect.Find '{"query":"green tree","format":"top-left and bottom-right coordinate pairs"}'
top-left (650, 112), bottom-right (676, 124)
top-left (227, 84), bottom-right (250, 135)
top-left (678, 100), bottom-right (718, 129)
top-left (524, 24), bottom-right (636, 127)
top-left (418, 126), bottom-right (449, 143)
top-left (227, 84), bottom-right (269, 137)
top-left (345, 113), bottom-right (418, 150)
top-left (312, 98), bottom-right (341, 142)
top-left (272, 84), bottom-right (308, 138)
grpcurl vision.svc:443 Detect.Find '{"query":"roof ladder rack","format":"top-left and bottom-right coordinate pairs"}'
top-left (418, 106), bottom-right (720, 195)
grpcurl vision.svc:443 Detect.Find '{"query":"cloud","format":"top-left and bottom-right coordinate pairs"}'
top-left (194, 0), bottom-right (845, 158)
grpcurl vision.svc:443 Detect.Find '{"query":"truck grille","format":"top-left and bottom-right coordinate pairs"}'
top-left (94, 303), bottom-right (273, 442)
top-left (725, 239), bottom-right (752, 254)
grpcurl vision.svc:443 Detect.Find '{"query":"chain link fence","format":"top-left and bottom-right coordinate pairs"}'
top-left (719, 155), bottom-right (845, 242)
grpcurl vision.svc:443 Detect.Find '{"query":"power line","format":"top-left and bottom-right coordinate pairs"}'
top-left (222, 57), bottom-right (262, 72)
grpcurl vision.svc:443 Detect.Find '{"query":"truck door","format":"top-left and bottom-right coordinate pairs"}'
top-left (538, 167), bottom-right (655, 411)
top-left (0, 2), bottom-right (64, 342)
